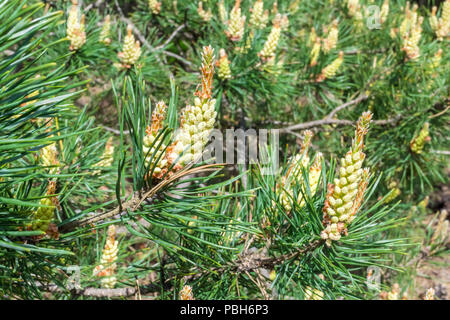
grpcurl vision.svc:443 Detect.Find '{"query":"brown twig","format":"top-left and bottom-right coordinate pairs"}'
top-left (280, 95), bottom-right (367, 132)
top-left (162, 50), bottom-right (194, 67)
top-left (428, 104), bottom-right (450, 119)
top-left (280, 95), bottom-right (401, 132)
top-left (101, 125), bottom-right (129, 135)
top-left (40, 283), bottom-right (159, 298)
top-left (84, 0), bottom-right (105, 12)
top-left (59, 163), bottom-right (227, 232)
top-left (183, 239), bottom-right (324, 281)
top-left (154, 24), bottom-right (186, 51)
top-left (245, 270), bottom-right (269, 299)
top-left (326, 94), bottom-right (368, 120)
top-left (113, 0), bottom-right (155, 51)
top-left (236, 239), bottom-right (324, 271)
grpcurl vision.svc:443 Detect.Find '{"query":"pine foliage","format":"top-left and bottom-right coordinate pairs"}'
top-left (0, 0), bottom-right (448, 300)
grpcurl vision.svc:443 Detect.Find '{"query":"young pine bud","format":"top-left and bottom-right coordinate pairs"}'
top-left (384, 181), bottom-right (401, 204)
top-left (347, 0), bottom-right (360, 17)
top-left (235, 31), bottom-right (254, 54)
top-left (219, 0), bottom-right (228, 24)
top-left (430, 49), bottom-right (442, 70)
top-left (310, 38), bottom-right (321, 67)
top-left (93, 225), bottom-right (119, 289)
top-left (41, 142), bottom-right (59, 175)
top-left (380, 0), bottom-right (389, 24)
top-left (258, 22), bottom-right (282, 61)
top-left (435, 0), bottom-right (450, 41)
top-left (144, 101), bottom-right (169, 179)
top-left (322, 19), bottom-right (338, 53)
top-left (430, 6), bottom-right (438, 31)
top-left (198, 1), bottom-right (213, 22)
top-left (180, 285), bottom-right (195, 300)
top-left (148, 0), bottom-right (162, 14)
top-left (278, 131), bottom-right (316, 212)
top-left (66, 0), bottom-right (86, 51)
top-left (321, 111), bottom-right (373, 246)
top-left (99, 15), bottom-right (111, 45)
top-left (399, 2), bottom-right (411, 37)
top-left (250, 0), bottom-right (269, 29)
top-left (166, 46), bottom-right (217, 169)
top-left (402, 16), bottom-right (423, 60)
top-left (273, 13), bottom-right (289, 31)
top-left (226, 0), bottom-right (246, 41)
top-left (353, 4), bottom-right (364, 30)
top-left (118, 25), bottom-right (141, 68)
top-left (217, 48), bottom-right (232, 80)
top-left (410, 122), bottom-right (430, 154)
top-left (316, 51), bottom-right (344, 82)
top-left (307, 27), bottom-right (317, 48)
top-left (271, 1), bottom-right (278, 15)
top-left (297, 153), bottom-right (323, 209)
top-left (287, 130), bottom-right (313, 179)
top-left (32, 198), bottom-right (55, 232)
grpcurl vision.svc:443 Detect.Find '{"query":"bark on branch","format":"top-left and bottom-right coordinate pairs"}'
top-left (41, 283), bottom-right (161, 298)
top-left (280, 95), bottom-right (401, 132)
top-left (59, 163), bottom-right (226, 232)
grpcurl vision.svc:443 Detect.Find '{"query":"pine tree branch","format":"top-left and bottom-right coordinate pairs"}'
top-left (280, 95), bottom-right (367, 132)
top-left (428, 104), bottom-right (449, 119)
top-left (40, 283), bottom-right (161, 298)
top-left (40, 239), bottom-right (324, 298)
top-left (182, 239), bottom-right (324, 282)
top-left (154, 24), bottom-right (186, 51)
top-left (234, 239), bottom-right (324, 272)
top-left (112, 0), bottom-right (193, 67)
top-left (59, 163), bottom-right (226, 232)
top-left (113, 0), bottom-right (155, 52)
top-left (101, 125), bottom-right (129, 135)
top-left (280, 95), bottom-right (402, 132)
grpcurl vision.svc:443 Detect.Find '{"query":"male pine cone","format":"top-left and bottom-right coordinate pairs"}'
top-left (118, 25), bottom-right (141, 68)
top-left (321, 111), bottom-right (372, 245)
top-left (167, 46), bottom-right (217, 168)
